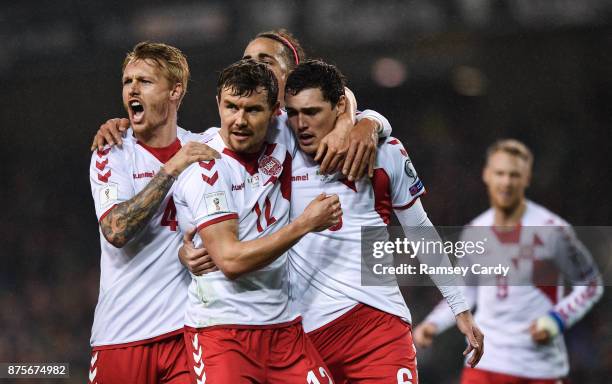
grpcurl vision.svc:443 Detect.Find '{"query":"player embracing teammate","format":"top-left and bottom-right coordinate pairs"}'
top-left (89, 32), bottom-right (393, 384)
top-left (89, 33), bottom-right (484, 384)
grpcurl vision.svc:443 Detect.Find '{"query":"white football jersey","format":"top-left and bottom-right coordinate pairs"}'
top-left (288, 137), bottom-right (427, 332)
top-left (425, 200), bottom-right (603, 379)
top-left (89, 127), bottom-right (205, 347)
top-left (174, 114), bottom-right (299, 327)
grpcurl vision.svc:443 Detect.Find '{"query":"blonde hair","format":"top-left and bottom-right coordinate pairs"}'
top-left (122, 42), bottom-right (190, 107)
top-left (486, 139), bottom-right (533, 169)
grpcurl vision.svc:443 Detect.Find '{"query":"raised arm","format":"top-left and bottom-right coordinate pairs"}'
top-left (316, 87), bottom-right (390, 180)
top-left (100, 142), bottom-right (220, 247)
top-left (91, 118), bottom-right (130, 151)
top-left (199, 194), bottom-right (341, 280)
top-left (100, 168), bottom-right (175, 247)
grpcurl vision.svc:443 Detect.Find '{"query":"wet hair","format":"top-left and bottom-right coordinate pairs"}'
top-left (216, 59), bottom-right (278, 108)
top-left (285, 59), bottom-right (346, 106)
top-left (255, 29), bottom-right (305, 70)
top-left (486, 139), bottom-right (534, 169)
top-left (123, 41), bottom-right (190, 106)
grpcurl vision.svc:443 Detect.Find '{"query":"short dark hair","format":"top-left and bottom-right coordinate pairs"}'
top-left (285, 59), bottom-right (346, 105)
top-left (216, 59), bottom-right (278, 108)
top-left (255, 29), bottom-right (305, 70)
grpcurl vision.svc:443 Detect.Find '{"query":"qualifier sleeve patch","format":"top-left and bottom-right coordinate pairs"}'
top-left (99, 183), bottom-right (118, 209)
top-left (204, 191), bottom-right (230, 215)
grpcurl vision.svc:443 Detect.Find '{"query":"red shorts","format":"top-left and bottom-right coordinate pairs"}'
top-left (89, 330), bottom-right (190, 384)
top-left (307, 304), bottom-right (418, 384)
top-left (183, 318), bottom-right (331, 384)
top-left (461, 367), bottom-right (569, 384)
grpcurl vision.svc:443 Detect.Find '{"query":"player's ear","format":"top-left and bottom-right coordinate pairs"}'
top-left (170, 83), bottom-right (183, 102)
top-left (525, 168), bottom-right (532, 188)
top-left (335, 95), bottom-right (347, 116)
top-left (482, 165), bottom-right (489, 185)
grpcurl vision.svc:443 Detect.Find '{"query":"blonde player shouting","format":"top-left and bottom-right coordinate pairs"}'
top-left (88, 42), bottom-right (218, 383)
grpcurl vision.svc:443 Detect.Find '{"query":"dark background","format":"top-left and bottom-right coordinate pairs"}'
top-left (1, 0), bottom-right (611, 382)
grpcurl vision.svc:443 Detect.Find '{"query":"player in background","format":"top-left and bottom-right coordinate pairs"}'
top-left (173, 59), bottom-right (340, 383)
top-left (413, 139), bottom-right (603, 383)
top-left (283, 59), bottom-right (482, 383)
top-left (92, 29), bottom-right (388, 182)
top-left (88, 42), bottom-right (219, 384)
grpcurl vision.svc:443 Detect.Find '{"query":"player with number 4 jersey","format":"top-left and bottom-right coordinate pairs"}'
top-left (88, 42), bottom-right (219, 384)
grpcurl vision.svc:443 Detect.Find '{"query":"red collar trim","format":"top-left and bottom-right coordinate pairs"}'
top-left (221, 143), bottom-right (277, 176)
top-left (491, 223), bottom-right (522, 244)
top-left (137, 138), bottom-right (182, 164)
top-left (222, 148), bottom-right (261, 176)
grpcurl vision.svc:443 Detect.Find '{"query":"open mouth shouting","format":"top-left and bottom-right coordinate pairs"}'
top-left (129, 99), bottom-right (145, 124)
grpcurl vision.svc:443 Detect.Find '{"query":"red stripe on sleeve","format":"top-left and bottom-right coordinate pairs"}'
top-left (196, 213), bottom-right (239, 232)
top-left (98, 204), bottom-right (118, 223)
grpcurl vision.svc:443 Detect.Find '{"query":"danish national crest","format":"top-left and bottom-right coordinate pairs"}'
top-left (259, 155), bottom-right (282, 176)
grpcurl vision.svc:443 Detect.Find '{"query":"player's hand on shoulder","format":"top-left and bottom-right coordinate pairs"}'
top-left (164, 142), bottom-right (221, 178)
top-left (455, 310), bottom-right (484, 368)
top-left (179, 228), bottom-right (218, 275)
top-left (298, 193), bottom-right (342, 232)
top-left (315, 119), bottom-right (350, 175)
top-left (342, 117), bottom-right (378, 181)
top-left (91, 118), bottom-right (130, 151)
top-left (413, 322), bottom-right (438, 349)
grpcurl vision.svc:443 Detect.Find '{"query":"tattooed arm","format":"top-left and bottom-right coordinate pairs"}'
top-left (96, 141), bottom-right (220, 248)
top-left (100, 169), bottom-right (175, 247)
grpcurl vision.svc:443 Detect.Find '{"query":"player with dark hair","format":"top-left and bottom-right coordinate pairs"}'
top-left (414, 139), bottom-right (603, 384)
top-left (280, 59), bottom-right (482, 383)
top-left (172, 59), bottom-right (339, 383)
top-left (244, 29), bottom-right (305, 103)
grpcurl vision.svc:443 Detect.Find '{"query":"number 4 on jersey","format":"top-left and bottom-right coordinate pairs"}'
top-left (161, 197), bottom-right (178, 231)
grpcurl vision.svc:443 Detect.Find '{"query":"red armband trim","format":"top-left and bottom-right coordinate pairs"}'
top-left (196, 213), bottom-right (239, 231)
top-left (98, 204), bottom-right (118, 223)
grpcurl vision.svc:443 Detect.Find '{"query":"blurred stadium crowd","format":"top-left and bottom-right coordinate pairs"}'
top-left (1, 1), bottom-right (611, 382)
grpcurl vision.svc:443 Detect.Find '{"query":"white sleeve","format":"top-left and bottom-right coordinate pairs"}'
top-left (272, 111), bottom-right (299, 158)
top-left (357, 109), bottom-right (392, 138)
top-left (89, 146), bottom-right (134, 221)
top-left (177, 160), bottom-right (238, 231)
top-left (424, 285), bottom-right (478, 333)
top-left (384, 138), bottom-right (426, 209)
top-left (394, 199), bottom-right (470, 319)
top-left (549, 226), bottom-right (604, 331)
